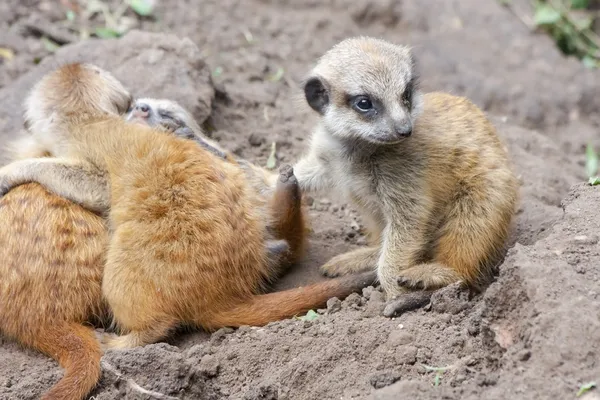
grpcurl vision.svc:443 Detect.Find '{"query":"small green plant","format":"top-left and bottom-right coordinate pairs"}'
top-left (586, 144), bottom-right (600, 185)
top-left (421, 364), bottom-right (451, 387)
top-left (128, 0), bottom-right (155, 17)
top-left (577, 381), bottom-right (597, 397)
top-left (266, 142), bottom-right (278, 170)
top-left (532, 0), bottom-right (600, 67)
top-left (297, 309), bottom-right (319, 321)
top-left (268, 67), bottom-right (285, 82)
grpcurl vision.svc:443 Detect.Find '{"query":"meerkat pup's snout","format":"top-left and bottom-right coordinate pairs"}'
top-left (294, 37), bottom-right (519, 299)
top-left (303, 38), bottom-right (423, 144)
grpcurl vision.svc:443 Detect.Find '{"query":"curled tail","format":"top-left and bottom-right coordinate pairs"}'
top-left (32, 323), bottom-right (102, 400)
top-left (208, 271), bottom-right (376, 328)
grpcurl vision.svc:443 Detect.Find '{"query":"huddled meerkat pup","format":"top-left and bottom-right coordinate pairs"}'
top-left (0, 182), bottom-right (108, 400)
top-left (0, 62), bottom-right (375, 399)
top-left (0, 65), bottom-right (373, 400)
top-left (294, 36), bottom-right (519, 298)
top-left (125, 97), bottom-right (307, 267)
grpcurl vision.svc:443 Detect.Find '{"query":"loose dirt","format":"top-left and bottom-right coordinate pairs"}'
top-left (1, 1), bottom-right (599, 399)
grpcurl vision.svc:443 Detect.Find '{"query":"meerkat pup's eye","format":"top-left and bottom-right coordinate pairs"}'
top-left (402, 90), bottom-right (412, 108)
top-left (353, 96), bottom-right (374, 113)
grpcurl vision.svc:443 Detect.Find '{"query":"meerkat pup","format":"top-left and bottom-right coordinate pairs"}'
top-left (0, 97), bottom-right (303, 400)
top-left (294, 37), bottom-right (519, 298)
top-left (0, 63), bottom-right (375, 354)
top-left (125, 97), bottom-right (307, 266)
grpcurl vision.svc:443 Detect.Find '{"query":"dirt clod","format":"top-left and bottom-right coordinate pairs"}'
top-left (369, 371), bottom-right (402, 389)
top-left (1, 1), bottom-right (600, 399)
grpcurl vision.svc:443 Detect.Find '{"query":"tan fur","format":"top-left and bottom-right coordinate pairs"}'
top-left (0, 63), bottom-right (375, 399)
top-left (0, 183), bottom-right (107, 400)
top-left (127, 98), bottom-right (308, 267)
top-left (294, 37), bottom-right (519, 298)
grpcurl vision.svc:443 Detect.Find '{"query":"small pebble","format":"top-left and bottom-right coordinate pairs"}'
top-left (388, 330), bottom-right (415, 347)
top-left (573, 235), bottom-right (599, 245)
top-left (517, 350), bottom-right (531, 361)
top-left (199, 354), bottom-right (220, 378)
top-left (369, 371), bottom-right (401, 389)
top-left (395, 345), bottom-right (418, 365)
top-left (327, 297), bottom-right (342, 314)
top-left (248, 133), bottom-right (264, 146)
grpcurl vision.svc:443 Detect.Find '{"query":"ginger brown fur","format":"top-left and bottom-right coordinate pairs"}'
top-left (294, 37), bottom-right (519, 298)
top-left (0, 183), bottom-right (108, 400)
top-left (126, 98), bottom-right (308, 267)
top-left (0, 63), bottom-right (374, 399)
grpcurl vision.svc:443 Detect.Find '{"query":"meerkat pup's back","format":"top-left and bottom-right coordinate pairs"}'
top-left (125, 97), bottom-right (307, 267)
top-left (294, 37), bottom-right (519, 298)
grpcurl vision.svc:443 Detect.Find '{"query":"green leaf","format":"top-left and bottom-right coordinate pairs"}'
top-left (573, 15), bottom-right (593, 30)
top-left (534, 5), bottom-right (561, 26)
top-left (129, 0), bottom-right (154, 16)
top-left (299, 309), bottom-right (319, 321)
top-left (40, 37), bottom-right (60, 53)
top-left (212, 66), bottom-right (223, 77)
top-left (86, 0), bottom-right (105, 14)
top-left (94, 27), bottom-right (121, 39)
top-left (583, 55), bottom-right (597, 69)
top-left (266, 142), bottom-right (277, 170)
top-left (422, 364), bottom-right (451, 372)
top-left (434, 374), bottom-right (441, 387)
top-left (571, 0), bottom-right (589, 9)
top-left (589, 176), bottom-right (600, 186)
top-left (586, 144), bottom-right (598, 178)
top-left (268, 67), bottom-right (285, 82)
top-left (65, 10), bottom-right (76, 21)
top-left (0, 47), bottom-right (14, 60)
top-left (577, 381), bottom-right (597, 397)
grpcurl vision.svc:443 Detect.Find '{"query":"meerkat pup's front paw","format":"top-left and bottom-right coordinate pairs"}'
top-left (395, 263), bottom-right (462, 291)
top-left (320, 247), bottom-right (380, 277)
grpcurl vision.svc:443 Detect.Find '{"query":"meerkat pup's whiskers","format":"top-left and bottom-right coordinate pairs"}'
top-left (294, 37), bottom-right (519, 298)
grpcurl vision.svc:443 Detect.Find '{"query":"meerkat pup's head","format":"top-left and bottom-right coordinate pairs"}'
top-left (23, 63), bottom-right (132, 135)
top-left (304, 37), bottom-right (423, 145)
top-left (125, 97), bottom-right (202, 139)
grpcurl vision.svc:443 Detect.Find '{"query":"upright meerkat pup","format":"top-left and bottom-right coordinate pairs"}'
top-left (0, 63), bottom-right (374, 352)
top-left (294, 37), bottom-right (519, 298)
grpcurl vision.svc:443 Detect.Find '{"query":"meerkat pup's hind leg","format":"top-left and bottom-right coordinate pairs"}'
top-left (319, 246), bottom-right (381, 277)
top-left (266, 164), bottom-right (307, 268)
top-left (396, 190), bottom-right (515, 292)
top-left (97, 318), bottom-right (179, 350)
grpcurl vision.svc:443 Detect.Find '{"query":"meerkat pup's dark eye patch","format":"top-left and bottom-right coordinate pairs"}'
top-left (350, 95), bottom-right (378, 116)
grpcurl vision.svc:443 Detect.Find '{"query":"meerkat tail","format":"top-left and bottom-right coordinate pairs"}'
top-left (32, 323), bottom-right (102, 400)
top-left (207, 271), bottom-right (376, 328)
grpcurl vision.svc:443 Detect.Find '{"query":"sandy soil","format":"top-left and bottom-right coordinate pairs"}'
top-left (1, 1), bottom-right (600, 399)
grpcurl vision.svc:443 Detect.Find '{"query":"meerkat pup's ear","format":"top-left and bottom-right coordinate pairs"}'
top-left (303, 76), bottom-right (329, 114)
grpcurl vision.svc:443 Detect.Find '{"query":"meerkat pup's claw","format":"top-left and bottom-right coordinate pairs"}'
top-left (294, 36), bottom-right (519, 299)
